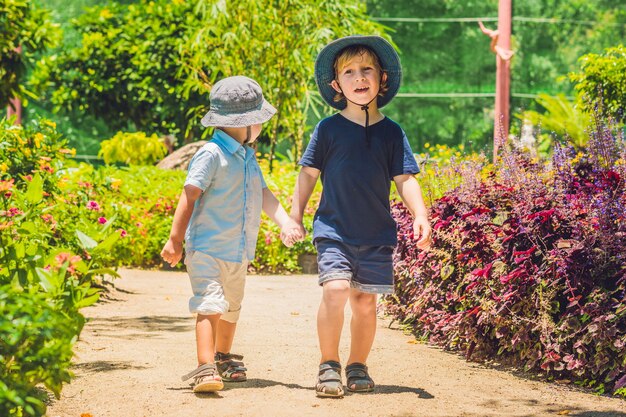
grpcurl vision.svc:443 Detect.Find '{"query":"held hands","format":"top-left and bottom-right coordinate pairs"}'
top-left (160, 238), bottom-right (184, 267)
top-left (413, 215), bottom-right (432, 250)
top-left (280, 218), bottom-right (306, 248)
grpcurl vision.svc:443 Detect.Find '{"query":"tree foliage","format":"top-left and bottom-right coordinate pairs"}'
top-left (184, 0), bottom-right (387, 165)
top-left (31, 1), bottom-right (201, 140)
top-left (516, 93), bottom-right (591, 152)
top-left (569, 45), bottom-right (626, 123)
top-left (365, 0), bottom-right (625, 152)
top-left (31, 0), bottom-right (386, 164)
top-left (0, 0), bottom-right (58, 108)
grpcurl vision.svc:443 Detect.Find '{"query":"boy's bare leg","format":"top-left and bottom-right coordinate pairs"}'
top-left (347, 289), bottom-right (377, 365)
top-left (196, 313), bottom-right (221, 365)
top-left (215, 319), bottom-right (237, 353)
top-left (318, 280), bottom-right (351, 363)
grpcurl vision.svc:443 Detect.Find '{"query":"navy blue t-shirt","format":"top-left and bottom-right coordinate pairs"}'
top-left (299, 113), bottom-right (419, 246)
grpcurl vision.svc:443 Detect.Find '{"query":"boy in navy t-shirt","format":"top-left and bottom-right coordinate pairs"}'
top-left (289, 35), bottom-right (432, 397)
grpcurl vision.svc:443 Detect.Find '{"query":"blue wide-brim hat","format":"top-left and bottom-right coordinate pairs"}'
top-left (314, 35), bottom-right (402, 110)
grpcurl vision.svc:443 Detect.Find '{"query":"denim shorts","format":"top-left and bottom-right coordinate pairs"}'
top-left (315, 238), bottom-right (395, 294)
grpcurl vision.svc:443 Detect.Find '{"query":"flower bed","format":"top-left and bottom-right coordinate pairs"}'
top-left (387, 119), bottom-right (626, 397)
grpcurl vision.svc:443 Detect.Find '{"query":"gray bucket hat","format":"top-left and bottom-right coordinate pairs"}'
top-left (201, 76), bottom-right (277, 127)
top-left (314, 35), bottom-right (402, 110)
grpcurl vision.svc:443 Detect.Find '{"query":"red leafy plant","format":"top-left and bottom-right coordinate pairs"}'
top-left (387, 116), bottom-right (626, 396)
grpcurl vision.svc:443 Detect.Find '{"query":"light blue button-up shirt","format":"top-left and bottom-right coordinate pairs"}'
top-left (184, 130), bottom-right (266, 262)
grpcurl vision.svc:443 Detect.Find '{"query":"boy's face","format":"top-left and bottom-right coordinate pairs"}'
top-left (331, 51), bottom-right (387, 107)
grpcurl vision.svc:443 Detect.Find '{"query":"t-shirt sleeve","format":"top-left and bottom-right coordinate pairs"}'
top-left (299, 123), bottom-right (324, 170)
top-left (390, 129), bottom-right (420, 178)
top-left (184, 146), bottom-right (219, 191)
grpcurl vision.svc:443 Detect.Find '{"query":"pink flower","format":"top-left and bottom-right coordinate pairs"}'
top-left (0, 179), bottom-right (14, 192)
top-left (86, 200), bottom-right (101, 211)
top-left (117, 228), bottom-right (127, 237)
top-left (54, 252), bottom-right (82, 273)
top-left (1, 207), bottom-right (24, 217)
top-left (98, 217), bottom-right (107, 224)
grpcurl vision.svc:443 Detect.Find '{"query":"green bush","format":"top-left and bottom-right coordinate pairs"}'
top-left (0, 0), bottom-right (58, 108)
top-left (0, 286), bottom-right (80, 417)
top-left (0, 118), bottom-right (119, 416)
top-left (61, 159), bottom-right (320, 272)
top-left (252, 157), bottom-right (320, 273)
top-left (570, 45), bottom-right (626, 123)
top-left (62, 164), bottom-right (184, 268)
top-left (98, 131), bottom-right (168, 166)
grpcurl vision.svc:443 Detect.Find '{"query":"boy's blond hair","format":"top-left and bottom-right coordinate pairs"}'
top-left (332, 45), bottom-right (389, 104)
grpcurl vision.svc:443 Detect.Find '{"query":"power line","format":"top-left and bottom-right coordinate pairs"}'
top-left (397, 93), bottom-right (494, 98)
top-left (373, 17), bottom-right (498, 23)
top-left (372, 16), bottom-right (626, 27)
top-left (313, 91), bottom-right (571, 100)
top-left (395, 93), bottom-right (575, 100)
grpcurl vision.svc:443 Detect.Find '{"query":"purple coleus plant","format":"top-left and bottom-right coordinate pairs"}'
top-left (387, 116), bottom-right (626, 395)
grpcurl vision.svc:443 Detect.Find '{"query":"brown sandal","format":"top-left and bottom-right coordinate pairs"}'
top-left (316, 360), bottom-right (344, 398)
top-left (215, 352), bottom-right (247, 382)
top-left (181, 363), bottom-right (224, 392)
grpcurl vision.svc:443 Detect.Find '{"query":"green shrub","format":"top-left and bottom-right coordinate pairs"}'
top-left (0, 118), bottom-right (120, 416)
top-left (62, 164), bottom-right (184, 268)
top-left (252, 157), bottom-right (320, 273)
top-left (569, 45), bottom-right (626, 123)
top-left (98, 131), bottom-right (168, 165)
top-left (0, 285), bottom-right (80, 417)
top-left (59, 157), bottom-right (323, 272)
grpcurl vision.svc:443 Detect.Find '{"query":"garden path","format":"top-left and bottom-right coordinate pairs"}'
top-left (46, 269), bottom-right (626, 417)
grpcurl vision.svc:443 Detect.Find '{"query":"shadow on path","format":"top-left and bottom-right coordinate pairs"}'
top-left (73, 360), bottom-right (149, 374)
top-left (167, 379), bottom-right (434, 399)
top-left (87, 315), bottom-right (193, 338)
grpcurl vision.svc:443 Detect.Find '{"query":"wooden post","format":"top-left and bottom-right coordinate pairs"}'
top-left (6, 46), bottom-right (22, 125)
top-left (493, 0), bottom-right (512, 160)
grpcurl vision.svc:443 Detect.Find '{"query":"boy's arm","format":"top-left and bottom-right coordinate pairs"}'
top-left (161, 184), bottom-right (202, 266)
top-left (393, 174), bottom-right (432, 250)
top-left (262, 187), bottom-right (305, 247)
top-left (290, 166), bottom-right (320, 223)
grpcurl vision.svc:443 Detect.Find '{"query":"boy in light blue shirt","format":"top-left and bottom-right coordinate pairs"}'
top-left (161, 76), bottom-right (304, 393)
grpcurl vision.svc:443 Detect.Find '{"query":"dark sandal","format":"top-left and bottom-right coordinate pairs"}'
top-left (346, 363), bottom-right (375, 393)
top-left (316, 360), bottom-right (344, 398)
top-left (215, 352), bottom-right (247, 382)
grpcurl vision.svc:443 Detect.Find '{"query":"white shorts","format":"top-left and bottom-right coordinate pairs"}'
top-left (184, 251), bottom-right (248, 323)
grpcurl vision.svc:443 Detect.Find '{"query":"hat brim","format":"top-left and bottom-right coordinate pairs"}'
top-left (314, 35), bottom-right (401, 110)
top-left (201, 99), bottom-right (277, 128)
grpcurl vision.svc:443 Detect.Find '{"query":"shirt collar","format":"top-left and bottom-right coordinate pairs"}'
top-left (213, 129), bottom-right (244, 155)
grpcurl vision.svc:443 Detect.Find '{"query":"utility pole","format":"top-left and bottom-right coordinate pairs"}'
top-left (479, 0), bottom-right (513, 161)
top-left (6, 46), bottom-right (22, 125)
top-left (494, 0), bottom-right (512, 159)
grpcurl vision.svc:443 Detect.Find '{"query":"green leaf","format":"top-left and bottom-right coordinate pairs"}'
top-left (74, 288), bottom-right (100, 309)
top-left (75, 230), bottom-right (98, 250)
top-left (25, 174), bottom-right (44, 204)
top-left (87, 268), bottom-right (121, 279)
top-left (94, 232), bottom-right (120, 253)
top-left (36, 267), bottom-right (61, 293)
top-left (440, 264), bottom-right (455, 280)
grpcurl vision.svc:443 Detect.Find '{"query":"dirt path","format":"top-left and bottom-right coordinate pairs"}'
top-left (46, 269), bottom-right (626, 417)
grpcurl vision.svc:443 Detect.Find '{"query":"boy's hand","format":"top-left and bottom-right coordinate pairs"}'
top-left (161, 238), bottom-right (184, 267)
top-left (280, 219), bottom-right (306, 247)
top-left (413, 215), bottom-right (432, 250)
